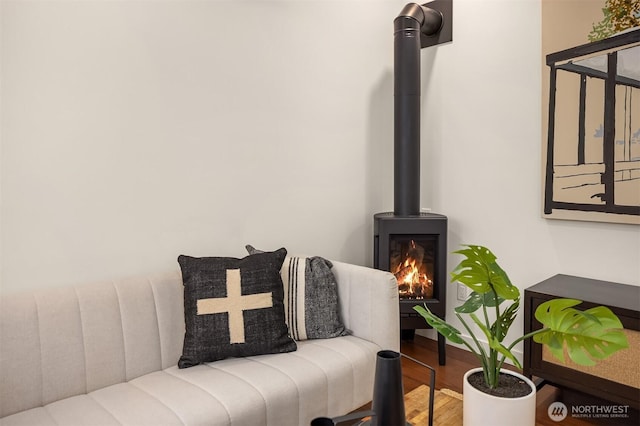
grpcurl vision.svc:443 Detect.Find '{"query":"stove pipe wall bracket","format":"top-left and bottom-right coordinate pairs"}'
top-left (394, 1), bottom-right (452, 216)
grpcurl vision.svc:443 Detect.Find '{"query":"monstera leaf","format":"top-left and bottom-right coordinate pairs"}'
top-left (450, 245), bottom-right (519, 301)
top-left (455, 291), bottom-right (507, 314)
top-left (454, 292), bottom-right (487, 314)
top-left (414, 305), bottom-right (465, 345)
top-left (490, 298), bottom-right (519, 343)
top-left (533, 299), bottom-right (629, 366)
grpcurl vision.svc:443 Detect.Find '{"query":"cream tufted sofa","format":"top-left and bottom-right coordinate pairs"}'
top-left (0, 261), bottom-right (399, 426)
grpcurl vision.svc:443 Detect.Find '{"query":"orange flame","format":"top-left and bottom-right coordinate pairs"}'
top-left (393, 240), bottom-right (433, 299)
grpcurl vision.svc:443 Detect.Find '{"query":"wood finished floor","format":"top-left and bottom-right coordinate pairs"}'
top-left (400, 335), bottom-right (638, 426)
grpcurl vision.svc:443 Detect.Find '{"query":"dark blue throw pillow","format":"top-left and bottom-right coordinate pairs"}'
top-left (177, 248), bottom-right (296, 368)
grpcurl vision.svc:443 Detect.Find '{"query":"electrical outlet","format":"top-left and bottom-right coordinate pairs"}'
top-left (456, 282), bottom-right (468, 301)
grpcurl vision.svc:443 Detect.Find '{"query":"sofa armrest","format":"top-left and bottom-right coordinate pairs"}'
top-left (331, 261), bottom-right (400, 352)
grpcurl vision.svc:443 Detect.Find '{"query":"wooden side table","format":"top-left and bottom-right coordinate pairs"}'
top-left (523, 274), bottom-right (640, 409)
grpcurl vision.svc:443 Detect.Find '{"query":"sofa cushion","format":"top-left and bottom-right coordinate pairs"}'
top-left (246, 245), bottom-right (347, 341)
top-left (0, 335), bottom-right (380, 426)
top-left (177, 248), bottom-right (296, 368)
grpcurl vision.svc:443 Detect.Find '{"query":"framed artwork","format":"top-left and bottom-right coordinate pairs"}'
top-left (542, 0), bottom-right (640, 225)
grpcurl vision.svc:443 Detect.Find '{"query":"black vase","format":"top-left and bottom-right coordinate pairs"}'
top-left (309, 418), bottom-right (334, 426)
top-left (371, 350), bottom-right (407, 426)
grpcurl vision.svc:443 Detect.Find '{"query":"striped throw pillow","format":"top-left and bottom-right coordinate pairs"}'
top-left (246, 246), bottom-right (347, 341)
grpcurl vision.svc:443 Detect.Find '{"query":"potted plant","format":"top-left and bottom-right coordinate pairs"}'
top-left (414, 244), bottom-right (629, 426)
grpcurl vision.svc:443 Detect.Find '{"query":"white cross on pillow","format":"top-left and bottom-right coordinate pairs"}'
top-left (197, 269), bottom-right (273, 344)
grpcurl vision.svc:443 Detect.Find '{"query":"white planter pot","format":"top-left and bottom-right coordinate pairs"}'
top-left (463, 367), bottom-right (536, 426)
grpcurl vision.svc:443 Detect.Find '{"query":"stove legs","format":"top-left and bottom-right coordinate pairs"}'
top-left (437, 333), bottom-right (446, 366)
top-left (401, 328), bottom-right (447, 366)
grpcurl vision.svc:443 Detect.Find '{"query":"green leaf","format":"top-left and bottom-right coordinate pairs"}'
top-left (413, 305), bottom-right (465, 345)
top-left (454, 292), bottom-right (484, 314)
top-left (481, 291), bottom-right (505, 308)
top-left (533, 299), bottom-right (629, 366)
top-left (490, 299), bottom-right (519, 342)
top-left (455, 291), bottom-right (508, 314)
top-left (589, 7), bottom-right (614, 41)
top-left (451, 264), bottom-right (491, 295)
top-left (487, 262), bottom-right (520, 301)
top-left (450, 245), bottom-right (519, 301)
top-left (450, 245), bottom-right (494, 294)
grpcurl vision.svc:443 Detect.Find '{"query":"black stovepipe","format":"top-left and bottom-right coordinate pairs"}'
top-left (393, 4), bottom-right (443, 216)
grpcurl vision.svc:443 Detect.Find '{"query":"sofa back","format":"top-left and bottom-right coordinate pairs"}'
top-left (0, 270), bottom-right (185, 418)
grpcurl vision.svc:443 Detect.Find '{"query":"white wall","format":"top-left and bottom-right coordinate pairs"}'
top-left (2, 0), bottom-right (638, 349)
top-left (1, 0), bottom-right (400, 291)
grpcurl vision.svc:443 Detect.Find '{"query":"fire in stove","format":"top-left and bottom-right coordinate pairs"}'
top-left (392, 240), bottom-right (434, 299)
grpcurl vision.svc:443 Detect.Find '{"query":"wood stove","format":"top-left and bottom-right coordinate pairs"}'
top-left (373, 1), bottom-right (452, 366)
top-left (374, 213), bottom-right (447, 365)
